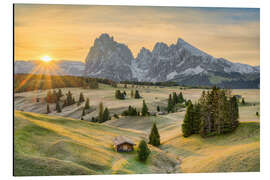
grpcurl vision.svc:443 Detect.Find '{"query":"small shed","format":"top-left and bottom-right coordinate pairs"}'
top-left (113, 136), bottom-right (136, 152)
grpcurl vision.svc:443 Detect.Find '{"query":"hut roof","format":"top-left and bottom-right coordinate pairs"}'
top-left (113, 136), bottom-right (136, 146)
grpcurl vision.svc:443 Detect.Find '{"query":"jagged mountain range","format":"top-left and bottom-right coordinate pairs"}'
top-left (85, 33), bottom-right (260, 88)
top-left (14, 60), bottom-right (85, 76)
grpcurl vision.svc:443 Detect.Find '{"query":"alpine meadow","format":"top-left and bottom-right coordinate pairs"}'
top-left (14, 4), bottom-right (260, 176)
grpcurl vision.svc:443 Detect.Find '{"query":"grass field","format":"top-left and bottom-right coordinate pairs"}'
top-left (14, 84), bottom-right (260, 175)
top-left (14, 110), bottom-right (180, 176)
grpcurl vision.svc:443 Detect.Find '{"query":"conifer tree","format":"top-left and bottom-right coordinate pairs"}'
top-left (192, 103), bottom-right (201, 134)
top-left (131, 89), bottom-right (134, 98)
top-left (167, 94), bottom-right (173, 113)
top-left (79, 92), bottom-right (85, 103)
top-left (57, 89), bottom-right (63, 101)
top-left (82, 108), bottom-right (86, 116)
top-left (47, 104), bottom-right (51, 114)
top-left (141, 100), bottom-right (149, 116)
top-left (241, 98), bottom-right (246, 105)
top-left (137, 140), bottom-right (150, 162)
top-left (182, 103), bottom-right (193, 137)
top-left (102, 108), bottom-right (110, 122)
top-left (98, 102), bottom-right (104, 122)
top-left (149, 122), bottom-right (160, 146)
top-left (178, 92), bottom-right (184, 103)
top-left (135, 90), bottom-right (141, 99)
top-left (157, 106), bottom-right (160, 112)
top-left (56, 101), bottom-right (62, 113)
top-left (84, 98), bottom-right (90, 110)
top-left (172, 92), bottom-right (178, 105)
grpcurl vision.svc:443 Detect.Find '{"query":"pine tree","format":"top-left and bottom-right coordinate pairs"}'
top-left (57, 89), bottom-right (63, 101)
top-left (149, 122), bottom-right (160, 146)
top-left (82, 108), bottom-right (86, 116)
top-left (102, 108), bottom-right (110, 122)
top-left (178, 92), bottom-right (184, 103)
top-left (135, 90), bottom-right (141, 99)
top-left (66, 91), bottom-right (73, 105)
top-left (79, 92), bottom-right (85, 103)
top-left (131, 89), bottom-right (134, 98)
top-left (55, 101), bottom-right (61, 113)
top-left (84, 98), bottom-right (90, 110)
top-left (141, 100), bottom-right (149, 116)
top-left (98, 102), bottom-right (104, 122)
top-left (192, 103), bottom-right (201, 134)
top-left (46, 104), bottom-right (51, 114)
top-left (157, 106), bottom-right (160, 112)
top-left (167, 94), bottom-right (173, 113)
top-left (137, 140), bottom-right (150, 162)
top-left (172, 92), bottom-right (178, 105)
top-left (241, 98), bottom-right (246, 105)
top-left (182, 103), bottom-right (193, 137)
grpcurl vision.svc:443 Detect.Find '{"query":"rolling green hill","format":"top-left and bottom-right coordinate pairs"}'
top-left (14, 110), bottom-right (180, 176)
top-left (161, 122), bottom-right (260, 173)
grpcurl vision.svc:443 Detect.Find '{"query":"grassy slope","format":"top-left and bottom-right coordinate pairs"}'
top-left (161, 122), bottom-right (260, 173)
top-left (14, 110), bottom-right (180, 176)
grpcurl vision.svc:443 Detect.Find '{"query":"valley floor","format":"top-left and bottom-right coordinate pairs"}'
top-left (13, 84), bottom-right (260, 175)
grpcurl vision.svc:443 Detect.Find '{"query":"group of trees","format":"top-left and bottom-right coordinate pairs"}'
top-left (83, 78), bottom-right (99, 89)
top-left (46, 89), bottom-right (64, 113)
top-left (46, 89), bottom-right (63, 103)
top-left (122, 106), bottom-right (139, 116)
top-left (91, 102), bottom-right (111, 123)
top-left (62, 91), bottom-right (76, 108)
top-left (182, 86), bottom-right (239, 138)
top-left (167, 92), bottom-right (185, 113)
top-left (121, 100), bottom-right (149, 117)
top-left (115, 90), bottom-right (126, 99)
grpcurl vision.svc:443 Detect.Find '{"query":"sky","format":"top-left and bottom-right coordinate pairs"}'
top-left (14, 4), bottom-right (260, 66)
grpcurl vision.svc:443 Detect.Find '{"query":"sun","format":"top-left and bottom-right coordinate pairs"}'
top-left (41, 56), bottom-right (52, 62)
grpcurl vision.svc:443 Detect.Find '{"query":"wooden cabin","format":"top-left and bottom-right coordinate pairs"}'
top-left (113, 136), bottom-right (136, 152)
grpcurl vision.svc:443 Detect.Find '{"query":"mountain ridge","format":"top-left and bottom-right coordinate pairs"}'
top-left (85, 33), bottom-right (259, 88)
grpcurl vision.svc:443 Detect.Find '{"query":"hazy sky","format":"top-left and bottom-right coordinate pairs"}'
top-left (14, 4), bottom-right (260, 66)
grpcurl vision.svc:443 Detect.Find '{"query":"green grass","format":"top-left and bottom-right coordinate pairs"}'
top-left (161, 122), bottom-right (260, 173)
top-left (14, 110), bottom-right (180, 176)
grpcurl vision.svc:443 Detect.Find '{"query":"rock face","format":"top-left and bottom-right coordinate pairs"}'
top-left (84, 33), bottom-right (260, 88)
top-left (84, 34), bottom-right (134, 81)
top-left (14, 60), bottom-right (85, 76)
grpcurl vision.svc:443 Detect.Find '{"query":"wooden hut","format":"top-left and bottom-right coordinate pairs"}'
top-left (113, 136), bottom-right (136, 152)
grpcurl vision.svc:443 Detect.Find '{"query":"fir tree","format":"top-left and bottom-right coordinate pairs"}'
top-left (141, 100), bottom-right (149, 116)
top-left (46, 104), bottom-right (51, 114)
top-left (182, 103), bottom-right (193, 137)
top-left (82, 108), bottom-right (86, 116)
top-left (157, 106), bottom-right (160, 112)
top-left (149, 122), bottom-right (160, 146)
top-left (84, 98), bottom-right (90, 110)
top-left (131, 89), bottom-right (134, 98)
top-left (172, 92), bottom-right (178, 105)
top-left (102, 108), bottom-right (110, 122)
top-left (167, 94), bottom-right (173, 113)
top-left (134, 90), bottom-right (141, 99)
top-left (55, 101), bottom-right (62, 113)
top-left (98, 102), bottom-right (104, 122)
top-left (178, 92), bottom-right (184, 103)
top-left (137, 140), bottom-right (150, 162)
top-left (79, 92), bottom-right (85, 103)
top-left (241, 98), bottom-right (246, 105)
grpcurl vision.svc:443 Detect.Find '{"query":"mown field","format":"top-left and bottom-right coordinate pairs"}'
top-left (14, 83), bottom-right (260, 175)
